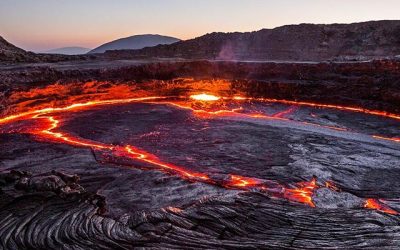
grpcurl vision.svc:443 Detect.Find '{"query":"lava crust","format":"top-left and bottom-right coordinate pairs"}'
top-left (1, 78), bottom-right (400, 249)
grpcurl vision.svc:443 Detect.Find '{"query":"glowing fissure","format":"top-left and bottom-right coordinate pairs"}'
top-left (228, 175), bottom-right (263, 187)
top-left (273, 106), bottom-right (298, 118)
top-left (0, 96), bottom-right (169, 124)
top-left (0, 94), bottom-right (399, 214)
top-left (124, 145), bottom-right (210, 181)
top-left (240, 97), bottom-right (400, 121)
top-left (30, 113), bottom-right (318, 206)
top-left (283, 177), bottom-right (318, 207)
top-left (37, 115), bottom-right (113, 150)
top-left (364, 198), bottom-right (398, 215)
top-left (372, 135), bottom-right (400, 143)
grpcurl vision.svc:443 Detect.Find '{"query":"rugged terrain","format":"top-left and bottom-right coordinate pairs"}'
top-left (1, 89), bottom-right (400, 249)
top-left (0, 36), bottom-right (92, 63)
top-left (1, 59), bottom-right (399, 114)
top-left (0, 36), bottom-right (37, 62)
top-left (105, 20), bottom-right (400, 61)
top-left (0, 57), bottom-right (400, 249)
top-left (1, 21), bottom-right (400, 63)
top-left (1, 20), bottom-right (400, 248)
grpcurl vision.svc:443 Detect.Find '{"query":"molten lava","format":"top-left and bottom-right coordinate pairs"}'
top-left (372, 135), bottom-right (400, 143)
top-left (246, 97), bottom-right (400, 121)
top-left (36, 115), bottom-right (113, 150)
top-left (364, 199), bottom-right (398, 215)
top-left (124, 145), bottom-right (210, 181)
top-left (284, 177), bottom-right (318, 207)
top-left (325, 181), bottom-right (341, 192)
top-left (190, 93), bottom-right (221, 101)
top-left (273, 106), bottom-right (297, 118)
top-left (227, 175), bottom-right (262, 188)
top-left (1, 86), bottom-right (399, 214)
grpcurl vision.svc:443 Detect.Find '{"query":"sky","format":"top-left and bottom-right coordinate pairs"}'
top-left (0, 0), bottom-right (399, 52)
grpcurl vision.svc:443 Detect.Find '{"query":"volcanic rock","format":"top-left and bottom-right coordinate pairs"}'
top-left (106, 20), bottom-right (400, 61)
top-left (0, 36), bottom-right (37, 62)
top-left (313, 187), bottom-right (365, 209)
top-left (1, 174), bottom-right (399, 249)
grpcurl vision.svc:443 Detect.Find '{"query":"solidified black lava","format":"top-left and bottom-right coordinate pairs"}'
top-left (1, 171), bottom-right (400, 249)
top-left (1, 97), bottom-right (400, 249)
top-left (1, 59), bottom-right (400, 249)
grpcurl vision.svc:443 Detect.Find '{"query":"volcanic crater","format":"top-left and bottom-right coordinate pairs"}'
top-left (1, 61), bottom-right (400, 249)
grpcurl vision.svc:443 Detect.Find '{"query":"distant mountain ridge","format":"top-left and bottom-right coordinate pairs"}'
top-left (88, 34), bottom-right (180, 54)
top-left (106, 20), bottom-right (400, 61)
top-left (44, 47), bottom-right (91, 55)
top-left (2, 21), bottom-right (400, 63)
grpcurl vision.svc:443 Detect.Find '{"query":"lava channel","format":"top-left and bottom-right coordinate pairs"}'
top-left (0, 93), bottom-right (399, 214)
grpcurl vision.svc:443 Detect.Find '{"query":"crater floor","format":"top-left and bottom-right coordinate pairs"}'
top-left (1, 96), bottom-right (400, 249)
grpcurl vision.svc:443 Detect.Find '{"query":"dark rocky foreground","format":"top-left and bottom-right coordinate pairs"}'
top-left (1, 170), bottom-right (400, 249)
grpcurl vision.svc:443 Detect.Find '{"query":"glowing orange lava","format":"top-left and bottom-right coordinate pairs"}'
top-left (124, 145), bottom-right (210, 181)
top-left (227, 175), bottom-right (262, 188)
top-left (372, 135), bottom-right (400, 143)
top-left (190, 93), bottom-right (221, 101)
top-left (273, 106), bottom-right (297, 118)
top-left (35, 115), bottom-right (113, 150)
top-left (1, 92), bottom-right (400, 213)
top-left (255, 98), bottom-right (400, 121)
top-left (364, 198), bottom-right (398, 215)
top-left (325, 181), bottom-right (341, 192)
top-left (284, 177), bottom-right (318, 207)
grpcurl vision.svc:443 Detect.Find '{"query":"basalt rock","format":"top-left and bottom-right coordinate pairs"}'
top-left (0, 171), bottom-right (399, 249)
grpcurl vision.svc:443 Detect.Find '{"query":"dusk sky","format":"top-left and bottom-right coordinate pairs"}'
top-left (1, 0), bottom-right (399, 52)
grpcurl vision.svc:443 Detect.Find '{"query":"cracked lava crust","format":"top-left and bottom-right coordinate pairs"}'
top-left (1, 81), bottom-right (400, 249)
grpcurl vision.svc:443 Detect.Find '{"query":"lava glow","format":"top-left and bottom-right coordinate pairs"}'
top-left (37, 115), bottom-right (113, 150)
top-left (273, 106), bottom-right (297, 118)
top-left (1, 89), bottom-right (400, 214)
top-left (228, 175), bottom-right (262, 188)
top-left (283, 177), bottom-right (318, 207)
top-left (364, 199), bottom-right (398, 215)
top-left (254, 98), bottom-right (400, 121)
top-left (124, 145), bottom-right (210, 181)
top-left (372, 135), bottom-right (400, 143)
top-left (190, 93), bottom-right (221, 101)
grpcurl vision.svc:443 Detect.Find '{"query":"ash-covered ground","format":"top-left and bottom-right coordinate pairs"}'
top-left (1, 94), bottom-right (400, 249)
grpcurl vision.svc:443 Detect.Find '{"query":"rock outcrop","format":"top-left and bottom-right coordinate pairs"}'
top-left (0, 36), bottom-right (93, 63)
top-left (0, 36), bottom-right (38, 62)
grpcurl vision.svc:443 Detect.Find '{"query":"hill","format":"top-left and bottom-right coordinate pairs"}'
top-left (0, 36), bottom-right (37, 62)
top-left (0, 36), bottom-right (93, 63)
top-left (88, 34), bottom-right (180, 54)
